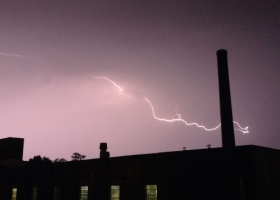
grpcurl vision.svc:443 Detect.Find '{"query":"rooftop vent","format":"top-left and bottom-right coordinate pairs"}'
top-left (99, 143), bottom-right (110, 158)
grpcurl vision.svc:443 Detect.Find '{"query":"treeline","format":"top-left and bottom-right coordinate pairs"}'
top-left (27, 152), bottom-right (86, 165)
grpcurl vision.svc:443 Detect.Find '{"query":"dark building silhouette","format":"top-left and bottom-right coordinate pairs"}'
top-left (1, 50), bottom-right (279, 199)
top-left (0, 137), bottom-right (24, 161)
top-left (0, 139), bottom-right (280, 200)
top-left (0, 137), bottom-right (25, 167)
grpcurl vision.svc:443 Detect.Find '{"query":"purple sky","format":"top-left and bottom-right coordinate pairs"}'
top-left (0, 0), bottom-right (279, 161)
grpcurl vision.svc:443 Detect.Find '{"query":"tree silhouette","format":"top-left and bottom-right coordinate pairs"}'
top-left (42, 156), bottom-right (52, 163)
top-left (53, 158), bottom-right (67, 163)
top-left (28, 156), bottom-right (52, 165)
top-left (71, 152), bottom-right (86, 161)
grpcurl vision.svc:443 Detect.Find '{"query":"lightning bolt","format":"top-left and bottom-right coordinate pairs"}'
top-left (145, 97), bottom-right (249, 133)
top-left (0, 53), bottom-right (38, 58)
top-left (95, 77), bottom-right (249, 134)
top-left (94, 77), bottom-right (123, 91)
top-left (233, 121), bottom-right (249, 134)
top-left (144, 97), bottom-right (221, 131)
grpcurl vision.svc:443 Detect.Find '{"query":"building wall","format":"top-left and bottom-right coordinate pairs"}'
top-left (253, 147), bottom-right (280, 199)
top-left (0, 138), bottom-right (24, 161)
top-left (0, 146), bottom-right (280, 200)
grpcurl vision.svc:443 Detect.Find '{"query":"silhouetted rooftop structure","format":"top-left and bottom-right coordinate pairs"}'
top-left (0, 139), bottom-right (280, 199)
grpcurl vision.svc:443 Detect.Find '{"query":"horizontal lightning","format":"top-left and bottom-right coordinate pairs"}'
top-left (146, 97), bottom-right (249, 133)
top-left (95, 76), bottom-right (249, 133)
top-left (0, 53), bottom-right (37, 58)
top-left (233, 121), bottom-right (249, 134)
top-left (145, 98), bottom-right (221, 131)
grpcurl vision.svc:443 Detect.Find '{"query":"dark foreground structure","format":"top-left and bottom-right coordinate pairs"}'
top-left (0, 138), bottom-right (280, 200)
top-left (1, 50), bottom-right (279, 199)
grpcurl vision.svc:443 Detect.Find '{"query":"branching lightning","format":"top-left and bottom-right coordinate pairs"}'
top-left (233, 121), bottom-right (249, 134)
top-left (95, 76), bottom-right (249, 134)
top-left (145, 97), bottom-right (221, 131)
top-left (0, 53), bottom-right (37, 58)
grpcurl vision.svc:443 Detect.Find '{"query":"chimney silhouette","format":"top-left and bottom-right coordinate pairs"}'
top-left (217, 49), bottom-right (235, 148)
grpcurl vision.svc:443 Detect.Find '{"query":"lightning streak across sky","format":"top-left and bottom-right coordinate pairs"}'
top-left (144, 97), bottom-right (221, 131)
top-left (95, 77), bottom-right (249, 134)
top-left (94, 77), bottom-right (123, 91)
top-left (0, 53), bottom-right (37, 58)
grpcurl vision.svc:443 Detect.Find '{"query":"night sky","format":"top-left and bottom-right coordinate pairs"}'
top-left (0, 0), bottom-right (279, 161)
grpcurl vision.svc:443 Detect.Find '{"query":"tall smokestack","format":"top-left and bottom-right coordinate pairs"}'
top-left (217, 49), bottom-right (235, 148)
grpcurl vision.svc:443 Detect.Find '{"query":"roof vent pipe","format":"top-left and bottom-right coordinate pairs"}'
top-left (217, 49), bottom-right (235, 148)
top-left (100, 143), bottom-right (110, 158)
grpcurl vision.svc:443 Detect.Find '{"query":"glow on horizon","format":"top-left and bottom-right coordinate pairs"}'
top-left (95, 76), bottom-right (249, 134)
